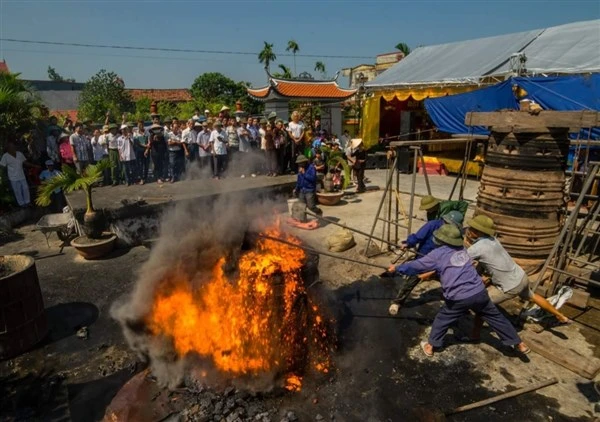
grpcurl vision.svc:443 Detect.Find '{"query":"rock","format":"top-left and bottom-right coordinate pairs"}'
top-left (315, 414), bottom-right (324, 421)
top-left (286, 411), bottom-right (298, 421)
top-left (76, 326), bottom-right (89, 340)
top-left (224, 386), bottom-right (236, 396)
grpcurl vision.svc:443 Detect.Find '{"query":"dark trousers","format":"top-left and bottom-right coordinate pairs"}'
top-left (122, 160), bottom-right (137, 185)
top-left (291, 141), bottom-right (302, 173)
top-left (282, 144), bottom-right (292, 174)
top-left (186, 144), bottom-right (198, 166)
top-left (355, 165), bottom-right (366, 192)
top-left (108, 149), bottom-right (122, 184)
top-left (199, 156), bottom-right (212, 174)
top-left (151, 150), bottom-right (167, 181)
top-left (276, 147), bottom-right (285, 174)
top-left (298, 190), bottom-right (321, 214)
top-left (168, 150), bottom-right (185, 181)
top-left (266, 149), bottom-right (277, 174)
top-left (227, 146), bottom-right (238, 175)
top-left (213, 154), bottom-right (227, 177)
top-left (135, 148), bottom-right (149, 181)
top-left (429, 289), bottom-right (521, 348)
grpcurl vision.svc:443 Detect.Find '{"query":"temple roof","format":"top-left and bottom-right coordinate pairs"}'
top-left (247, 71), bottom-right (357, 101)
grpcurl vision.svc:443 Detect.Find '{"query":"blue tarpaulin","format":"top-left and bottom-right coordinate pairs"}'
top-left (424, 75), bottom-right (600, 139)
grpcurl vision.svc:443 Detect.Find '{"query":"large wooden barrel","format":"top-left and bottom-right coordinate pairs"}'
top-left (476, 129), bottom-right (568, 260)
top-left (0, 255), bottom-right (48, 359)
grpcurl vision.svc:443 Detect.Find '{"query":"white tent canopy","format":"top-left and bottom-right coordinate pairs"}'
top-left (366, 19), bottom-right (600, 89)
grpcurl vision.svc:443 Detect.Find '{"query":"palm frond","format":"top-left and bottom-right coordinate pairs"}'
top-left (327, 155), bottom-right (351, 190)
top-left (35, 170), bottom-right (76, 206)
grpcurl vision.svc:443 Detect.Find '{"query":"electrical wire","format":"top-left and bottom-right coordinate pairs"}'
top-left (0, 38), bottom-right (372, 60)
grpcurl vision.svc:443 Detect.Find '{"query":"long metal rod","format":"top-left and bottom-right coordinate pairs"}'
top-left (533, 163), bottom-right (600, 293)
top-left (364, 155), bottom-right (399, 256)
top-left (407, 147), bottom-right (419, 236)
top-left (307, 210), bottom-right (399, 248)
top-left (545, 266), bottom-right (600, 288)
top-left (417, 148), bottom-right (431, 195)
top-left (389, 137), bottom-right (473, 147)
top-left (258, 234), bottom-right (389, 270)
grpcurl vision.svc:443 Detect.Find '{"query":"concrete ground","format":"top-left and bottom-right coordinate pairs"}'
top-left (1, 169), bottom-right (598, 421)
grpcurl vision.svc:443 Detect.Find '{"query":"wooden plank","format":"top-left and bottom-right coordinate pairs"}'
top-left (567, 289), bottom-right (590, 309)
top-left (521, 331), bottom-right (600, 379)
top-left (465, 110), bottom-right (599, 129)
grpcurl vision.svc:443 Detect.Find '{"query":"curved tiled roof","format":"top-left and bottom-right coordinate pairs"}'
top-left (248, 76), bottom-right (357, 100)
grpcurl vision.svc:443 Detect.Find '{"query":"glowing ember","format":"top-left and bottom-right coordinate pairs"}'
top-left (147, 226), bottom-right (331, 389)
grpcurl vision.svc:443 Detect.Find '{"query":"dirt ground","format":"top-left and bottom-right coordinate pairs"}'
top-left (1, 170), bottom-right (598, 421)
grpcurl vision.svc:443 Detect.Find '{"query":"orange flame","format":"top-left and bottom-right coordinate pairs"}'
top-left (147, 226), bottom-right (331, 388)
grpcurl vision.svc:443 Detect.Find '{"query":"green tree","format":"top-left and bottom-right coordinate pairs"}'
top-left (157, 101), bottom-right (178, 121)
top-left (314, 61), bottom-right (326, 77)
top-left (190, 72), bottom-right (263, 116)
top-left (132, 97), bottom-right (152, 122)
top-left (36, 160), bottom-right (112, 238)
top-left (394, 42), bottom-right (411, 56)
top-left (78, 70), bottom-right (134, 123)
top-left (0, 72), bottom-right (42, 148)
top-left (47, 66), bottom-right (75, 83)
top-left (273, 64), bottom-right (293, 79)
top-left (286, 40), bottom-right (300, 76)
top-left (258, 42), bottom-right (276, 71)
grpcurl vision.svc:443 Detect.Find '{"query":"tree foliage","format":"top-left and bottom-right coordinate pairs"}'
top-left (0, 72), bottom-right (42, 147)
top-left (258, 42), bottom-right (276, 70)
top-left (314, 61), bottom-right (326, 77)
top-left (190, 72), bottom-right (263, 116)
top-left (78, 70), bottom-right (134, 123)
top-left (395, 42), bottom-right (411, 56)
top-left (47, 66), bottom-right (75, 83)
top-left (273, 64), bottom-right (293, 79)
top-left (286, 39), bottom-right (300, 75)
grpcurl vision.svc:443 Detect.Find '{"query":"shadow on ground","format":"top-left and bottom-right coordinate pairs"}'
top-left (300, 275), bottom-right (590, 422)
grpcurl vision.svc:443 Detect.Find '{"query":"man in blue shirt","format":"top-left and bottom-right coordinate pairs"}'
top-left (388, 224), bottom-right (529, 357)
top-left (294, 154), bottom-right (322, 215)
top-left (402, 210), bottom-right (464, 256)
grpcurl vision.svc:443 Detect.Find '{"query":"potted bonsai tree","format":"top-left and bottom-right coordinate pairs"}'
top-left (316, 146), bottom-right (351, 205)
top-left (36, 160), bottom-right (117, 259)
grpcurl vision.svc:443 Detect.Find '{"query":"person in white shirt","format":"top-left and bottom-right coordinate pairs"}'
top-left (182, 119), bottom-right (198, 171)
top-left (209, 120), bottom-right (228, 179)
top-left (287, 111), bottom-right (305, 173)
top-left (46, 127), bottom-right (61, 164)
top-left (117, 125), bottom-right (138, 186)
top-left (197, 122), bottom-right (212, 175)
top-left (340, 130), bottom-right (351, 150)
top-left (90, 129), bottom-right (106, 163)
top-left (0, 141), bottom-right (39, 206)
top-left (69, 123), bottom-right (91, 174)
top-left (105, 123), bottom-right (121, 186)
top-left (166, 119), bottom-right (187, 183)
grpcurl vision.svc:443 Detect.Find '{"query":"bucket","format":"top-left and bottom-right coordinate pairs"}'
top-left (287, 198), bottom-right (299, 216)
top-left (0, 255), bottom-right (48, 359)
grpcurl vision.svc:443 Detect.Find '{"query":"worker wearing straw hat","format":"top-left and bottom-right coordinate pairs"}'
top-left (465, 215), bottom-right (571, 340)
top-left (388, 223), bottom-right (530, 357)
top-left (349, 138), bottom-right (367, 193)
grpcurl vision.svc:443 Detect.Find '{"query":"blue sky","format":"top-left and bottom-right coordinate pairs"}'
top-left (1, 0), bottom-right (598, 88)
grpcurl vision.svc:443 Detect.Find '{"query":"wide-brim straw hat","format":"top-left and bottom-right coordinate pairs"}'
top-left (102, 125), bottom-right (110, 132)
top-left (350, 138), bottom-right (363, 149)
top-left (433, 224), bottom-right (464, 247)
top-left (295, 154), bottom-right (309, 164)
top-left (220, 106), bottom-right (230, 112)
top-left (193, 121), bottom-right (203, 128)
top-left (419, 195), bottom-right (441, 211)
top-left (467, 215), bottom-right (496, 236)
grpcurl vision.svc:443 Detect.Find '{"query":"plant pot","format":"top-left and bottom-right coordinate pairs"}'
top-left (71, 233), bottom-right (117, 260)
top-left (0, 255), bottom-right (48, 359)
top-left (316, 191), bottom-right (344, 206)
top-left (83, 211), bottom-right (104, 239)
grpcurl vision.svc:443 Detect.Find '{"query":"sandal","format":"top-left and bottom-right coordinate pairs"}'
top-left (420, 341), bottom-right (434, 357)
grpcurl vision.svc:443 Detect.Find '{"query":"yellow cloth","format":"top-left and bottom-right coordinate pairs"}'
top-left (361, 96), bottom-right (380, 149)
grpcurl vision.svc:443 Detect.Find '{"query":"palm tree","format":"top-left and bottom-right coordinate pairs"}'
top-left (275, 64), bottom-right (293, 79)
top-left (286, 40), bottom-right (300, 76)
top-left (36, 160), bottom-right (112, 238)
top-left (0, 72), bottom-right (41, 148)
top-left (258, 42), bottom-right (277, 71)
top-left (314, 61), bottom-right (326, 78)
top-left (395, 42), bottom-right (411, 57)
